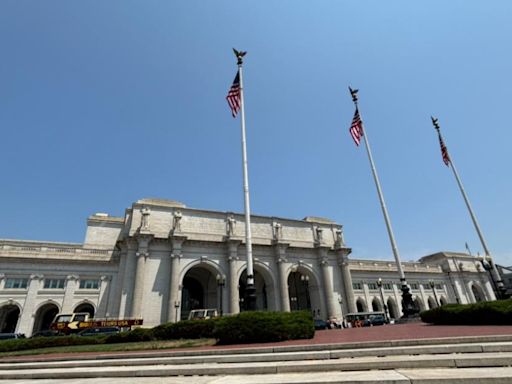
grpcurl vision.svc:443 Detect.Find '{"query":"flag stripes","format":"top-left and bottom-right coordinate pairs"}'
top-left (349, 108), bottom-right (364, 146)
top-left (437, 133), bottom-right (450, 166)
top-left (226, 71), bottom-right (241, 118)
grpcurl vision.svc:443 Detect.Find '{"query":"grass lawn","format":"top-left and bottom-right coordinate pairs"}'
top-left (0, 338), bottom-right (216, 358)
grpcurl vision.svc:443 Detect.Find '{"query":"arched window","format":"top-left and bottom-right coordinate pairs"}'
top-left (0, 304), bottom-right (20, 333)
top-left (372, 298), bottom-right (382, 312)
top-left (74, 303), bottom-right (95, 317)
top-left (356, 298), bottom-right (367, 312)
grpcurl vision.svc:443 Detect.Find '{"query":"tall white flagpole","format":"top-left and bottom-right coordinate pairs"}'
top-left (234, 49), bottom-right (257, 310)
top-left (350, 88), bottom-right (418, 317)
top-left (432, 117), bottom-right (505, 299)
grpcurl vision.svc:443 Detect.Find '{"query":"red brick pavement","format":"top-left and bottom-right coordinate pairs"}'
top-left (5, 323), bottom-right (512, 362)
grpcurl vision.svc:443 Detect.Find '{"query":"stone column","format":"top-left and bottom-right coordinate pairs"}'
top-left (119, 240), bottom-right (137, 318)
top-left (483, 279), bottom-right (496, 301)
top-left (452, 278), bottom-right (468, 304)
top-left (131, 235), bottom-right (152, 318)
top-left (337, 249), bottom-right (356, 313)
top-left (0, 274), bottom-right (5, 290)
top-left (96, 275), bottom-right (111, 318)
top-left (61, 275), bottom-right (79, 313)
top-left (108, 244), bottom-right (127, 319)
top-left (319, 248), bottom-right (336, 320)
top-left (275, 243), bottom-right (290, 312)
top-left (419, 284), bottom-right (428, 308)
top-left (17, 274), bottom-right (44, 336)
top-left (362, 283), bottom-right (371, 310)
top-left (168, 236), bottom-right (186, 323)
top-left (227, 240), bottom-right (240, 314)
top-left (392, 283), bottom-right (402, 315)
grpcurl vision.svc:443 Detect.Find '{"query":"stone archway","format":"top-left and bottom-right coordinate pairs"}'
top-left (180, 265), bottom-right (219, 320)
top-left (238, 265), bottom-right (276, 312)
top-left (32, 302), bottom-right (59, 334)
top-left (356, 298), bottom-right (367, 312)
top-left (286, 266), bottom-right (322, 318)
top-left (0, 304), bottom-right (21, 333)
top-left (287, 271), bottom-right (312, 312)
top-left (413, 296), bottom-right (425, 312)
top-left (471, 283), bottom-right (485, 302)
top-left (387, 297), bottom-right (399, 319)
top-left (427, 296), bottom-right (437, 309)
top-left (371, 297), bottom-right (382, 312)
top-left (74, 302), bottom-right (95, 317)
top-left (439, 296), bottom-right (448, 306)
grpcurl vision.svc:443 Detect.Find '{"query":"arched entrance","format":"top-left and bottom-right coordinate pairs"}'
top-left (74, 303), bottom-right (95, 317)
top-left (239, 270), bottom-right (269, 312)
top-left (356, 298), bottom-right (367, 312)
top-left (0, 304), bottom-right (20, 333)
top-left (471, 284), bottom-right (485, 302)
top-left (180, 265), bottom-right (219, 320)
top-left (427, 297), bottom-right (437, 309)
top-left (32, 303), bottom-right (59, 334)
top-left (287, 271), bottom-right (312, 312)
top-left (439, 296), bottom-right (448, 306)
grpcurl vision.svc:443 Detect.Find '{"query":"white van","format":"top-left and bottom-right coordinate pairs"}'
top-left (187, 309), bottom-right (218, 320)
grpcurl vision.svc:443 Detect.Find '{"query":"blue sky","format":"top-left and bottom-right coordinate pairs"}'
top-left (1, 1), bottom-right (511, 266)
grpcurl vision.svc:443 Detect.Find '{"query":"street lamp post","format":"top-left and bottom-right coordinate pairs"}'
top-left (216, 274), bottom-right (226, 316)
top-left (376, 278), bottom-right (389, 322)
top-left (300, 274), bottom-right (310, 310)
top-left (481, 260), bottom-right (500, 300)
top-left (174, 301), bottom-right (180, 322)
top-left (429, 280), bottom-right (439, 307)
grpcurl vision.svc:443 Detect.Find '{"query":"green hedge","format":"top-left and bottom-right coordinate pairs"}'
top-left (0, 311), bottom-right (315, 353)
top-left (105, 327), bottom-right (155, 343)
top-left (152, 318), bottom-right (218, 340)
top-left (213, 310), bottom-right (314, 345)
top-left (420, 300), bottom-right (512, 325)
top-left (0, 335), bottom-right (105, 353)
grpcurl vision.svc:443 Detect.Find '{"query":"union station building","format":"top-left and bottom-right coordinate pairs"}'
top-left (0, 198), bottom-right (497, 336)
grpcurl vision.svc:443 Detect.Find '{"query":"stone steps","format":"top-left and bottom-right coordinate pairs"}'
top-left (1, 338), bottom-right (512, 380)
top-left (1, 341), bottom-right (512, 371)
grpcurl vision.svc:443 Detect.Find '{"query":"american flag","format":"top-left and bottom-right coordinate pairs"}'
top-left (437, 133), bottom-right (450, 166)
top-left (226, 71), bottom-right (241, 118)
top-left (349, 108), bottom-right (364, 146)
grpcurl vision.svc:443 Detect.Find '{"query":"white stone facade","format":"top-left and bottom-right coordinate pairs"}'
top-left (0, 198), bottom-right (496, 336)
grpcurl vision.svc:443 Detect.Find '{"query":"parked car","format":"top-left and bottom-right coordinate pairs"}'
top-left (0, 333), bottom-right (26, 340)
top-left (368, 314), bottom-right (386, 326)
top-left (77, 327), bottom-right (120, 337)
top-left (314, 319), bottom-right (329, 330)
top-left (188, 309), bottom-right (218, 320)
top-left (30, 330), bottom-right (62, 338)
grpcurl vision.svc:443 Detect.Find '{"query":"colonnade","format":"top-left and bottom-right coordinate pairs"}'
top-left (118, 234), bottom-right (353, 324)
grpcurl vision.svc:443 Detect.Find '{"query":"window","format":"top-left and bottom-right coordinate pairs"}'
top-left (44, 279), bottom-right (65, 289)
top-left (383, 283), bottom-right (393, 290)
top-left (79, 279), bottom-right (99, 290)
top-left (435, 284), bottom-right (443, 290)
top-left (410, 283), bottom-right (419, 290)
top-left (352, 282), bottom-right (362, 290)
top-left (368, 283), bottom-right (377, 290)
top-left (4, 278), bottom-right (28, 289)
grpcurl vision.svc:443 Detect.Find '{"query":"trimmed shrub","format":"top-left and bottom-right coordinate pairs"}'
top-left (212, 310), bottom-right (314, 345)
top-left (105, 327), bottom-right (155, 343)
top-left (0, 335), bottom-right (105, 353)
top-left (152, 318), bottom-right (218, 340)
top-left (420, 299), bottom-right (512, 325)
